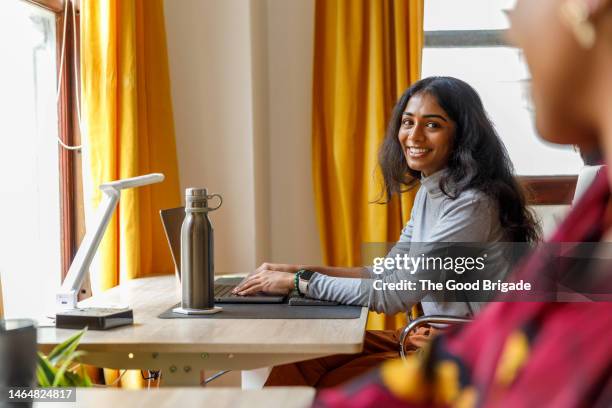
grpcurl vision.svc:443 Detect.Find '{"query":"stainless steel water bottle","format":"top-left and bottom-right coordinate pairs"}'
top-left (179, 188), bottom-right (222, 312)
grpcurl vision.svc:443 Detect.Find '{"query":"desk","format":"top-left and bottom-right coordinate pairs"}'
top-left (37, 276), bottom-right (368, 386)
top-left (35, 387), bottom-right (315, 408)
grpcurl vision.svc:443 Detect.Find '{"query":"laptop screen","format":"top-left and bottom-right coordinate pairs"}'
top-left (159, 206), bottom-right (185, 281)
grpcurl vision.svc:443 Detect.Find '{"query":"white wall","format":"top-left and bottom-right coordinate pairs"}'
top-left (165, 0), bottom-right (257, 273)
top-left (264, 0), bottom-right (321, 265)
top-left (164, 0), bottom-right (321, 273)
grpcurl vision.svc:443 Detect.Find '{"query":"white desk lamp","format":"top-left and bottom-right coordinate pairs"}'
top-left (56, 173), bottom-right (165, 310)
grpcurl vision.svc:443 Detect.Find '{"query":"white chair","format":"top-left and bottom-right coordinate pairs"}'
top-left (399, 165), bottom-right (606, 360)
top-left (573, 165), bottom-right (605, 204)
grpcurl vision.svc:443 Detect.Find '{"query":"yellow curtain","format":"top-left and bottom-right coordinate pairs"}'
top-left (81, 0), bottom-right (180, 387)
top-left (312, 0), bottom-right (424, 330)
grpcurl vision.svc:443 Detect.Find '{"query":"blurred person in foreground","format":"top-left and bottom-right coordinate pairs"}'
top-left (314, 0), bottom-right (612, 406)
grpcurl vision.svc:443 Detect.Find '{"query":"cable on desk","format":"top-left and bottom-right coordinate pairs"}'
top-left (142, 370), bottom-right (161, 389)
top-left (202, 370), bottom-right (231, 385)
top-left (141, 370), bottom-right (160, 381)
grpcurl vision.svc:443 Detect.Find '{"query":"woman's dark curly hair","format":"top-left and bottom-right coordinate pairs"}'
top-left (379, 76), bottom-right (541, 243)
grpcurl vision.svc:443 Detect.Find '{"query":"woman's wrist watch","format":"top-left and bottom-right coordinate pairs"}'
top-left (295, 269), bottom-right (315, 296)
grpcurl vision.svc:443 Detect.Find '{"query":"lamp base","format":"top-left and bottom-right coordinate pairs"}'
top-left (56, 307), bottom-right (133, 330)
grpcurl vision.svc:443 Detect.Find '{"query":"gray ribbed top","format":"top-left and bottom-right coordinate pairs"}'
top-left (307, 169), bottom-right (509, 317)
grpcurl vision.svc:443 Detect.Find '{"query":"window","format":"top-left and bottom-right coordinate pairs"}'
top-left (422, 0), bottom-right (583, 177)
top-left (0, 0), bottom-right (81, 319)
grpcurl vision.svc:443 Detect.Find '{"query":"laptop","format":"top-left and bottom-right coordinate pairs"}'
top-left (159, 207), bottom-right (285, 304)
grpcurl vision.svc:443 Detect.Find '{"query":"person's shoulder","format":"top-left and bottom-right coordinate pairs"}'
top-left (442, 188), bottom-right (495, 216)
top-left (456, 188), bottom-right (489, 203)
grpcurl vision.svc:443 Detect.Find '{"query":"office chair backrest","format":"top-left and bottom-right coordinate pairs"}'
top-left (530, 165), bottom-right (606, 238)
top-left (573, 165), bottom-right (606, 205)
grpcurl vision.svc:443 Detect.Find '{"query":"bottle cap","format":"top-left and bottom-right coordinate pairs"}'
top-left (184, 188), bottom-right (222, 212)
top-left (185, 188), bottom-right (208, 197)
top-left (185, 188), bottom-right (208, 209)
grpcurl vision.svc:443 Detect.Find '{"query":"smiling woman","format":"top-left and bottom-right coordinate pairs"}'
top-left (398, 93), bottom-right (455, 176)
top-left (236, 76), bottom-right (541, 389)
top-left (316, 0), bottom-right (612, 403)
top-left (378, 76), bottom-right (540, 243)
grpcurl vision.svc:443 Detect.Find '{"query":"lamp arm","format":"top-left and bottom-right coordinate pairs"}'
top-left (101, 173), bottom-right (164, 190)
top-left (56, 173), bottom-right (165, 310)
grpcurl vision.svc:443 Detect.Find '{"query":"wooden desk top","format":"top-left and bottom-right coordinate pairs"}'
top-left (38, 275), bottom-right (367, 355)
top-left (36, 387), bottom-right (315, 408)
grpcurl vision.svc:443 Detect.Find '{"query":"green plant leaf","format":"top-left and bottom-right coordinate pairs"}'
top-left (36, 367), bottom-right (50, 387)
top-left (36, 352), bottom-right (55, 387)
top-left (63, 371), bottom-right (78, 387)
top-left (55, 350), bottom-right (90, 387)
top-left (66, 367), bottom-right (92, 387)
top-left (65, 369), bottom-right (91, 387)
top-left (37, 327), bottom-right (92, 388)
top-left (48, 328), bottom-right (87, 365)
top-left (79, 363), bottom-right (92, 387)
top-left (52, 350), bottom-right (86, 387)
top-left (81, 371), bottom-right (92, 387)
top-left (52, 354), bottom-right (75, 387)
top-left (68, 350), bottom-right (87, 360)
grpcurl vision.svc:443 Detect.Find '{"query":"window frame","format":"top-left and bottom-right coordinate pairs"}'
top-left (24, 0), bottom-right (82, 280)
top-left (423, 29), bottom-right (578, 205)
top-left (425, 29), bottom-right (508, 48)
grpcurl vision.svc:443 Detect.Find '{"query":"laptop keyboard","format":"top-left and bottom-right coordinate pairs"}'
top-left (214, 284), bottom-right (236, 298)
top-left (213, 280), bottom-right (285, 303)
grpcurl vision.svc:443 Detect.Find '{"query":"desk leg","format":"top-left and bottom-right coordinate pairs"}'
top-left (241, 367), bottom-right (271, 389)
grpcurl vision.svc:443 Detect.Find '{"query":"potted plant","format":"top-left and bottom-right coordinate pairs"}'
top-left (37, 328), bottom-right (92, 387)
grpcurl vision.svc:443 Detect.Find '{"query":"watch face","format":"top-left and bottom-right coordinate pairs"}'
top-left (299, 269), bottom-right (315, 280)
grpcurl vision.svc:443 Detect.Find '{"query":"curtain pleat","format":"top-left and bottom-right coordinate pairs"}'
top-left (312, 0), bottom-right (424, 330)
top-left (81, 0), bottom-right (181, 387)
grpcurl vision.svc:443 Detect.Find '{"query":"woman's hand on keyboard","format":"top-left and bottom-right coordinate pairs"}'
top-left (238, 262), bottom-right (299, 284)
top-left (255, 262), bottom-right (300, 275)
top-left (232, 269), bottom-right (295, 296)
